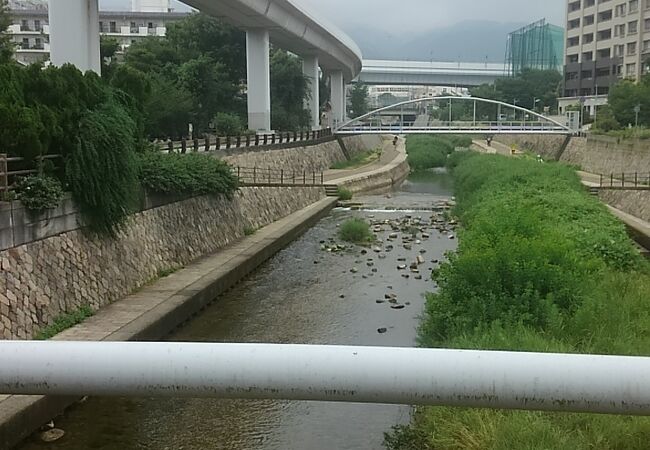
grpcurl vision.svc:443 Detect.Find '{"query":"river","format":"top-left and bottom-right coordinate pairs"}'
top-left (19, 170), bottom-right (456, 450)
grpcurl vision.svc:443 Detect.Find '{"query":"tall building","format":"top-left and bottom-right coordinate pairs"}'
top-left (506, 19), bottom-right (565, 76)
top-left (5, 0), bottom-right (188, 66)
top-left (559, 0), bottom-right (650, 115)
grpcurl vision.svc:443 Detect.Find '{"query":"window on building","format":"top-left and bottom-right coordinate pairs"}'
top-left (569, 18), bottom-right (580, 29)
top-left (567, 54), bottom-right (579, 63)
top-left (21, 37), bottom-right (29, 49)
top-left (581, 69), bottom-right (594, 79)
top-left (615, 3), bottom-right (627, 15)
top-left (569, 1), bottom-right (581, 12)
top-left (629, 20), bottom-right (638, 33)
top-left (596, 67), bottom-right (611, 77)
top-left (626, 62), bottom-right (637, 75)
top-left (109, 21), bottom-right (117, 32)
top-left (568, 36), bottom-right (580, 46)
top-left (614, 44), bottom-right (625, 55)
top-left (630, 0), bottom-right (639, 12)
top-left (566, 71), bottom-right (579, 80)
top-left (598, 29), bottom-right (612, 39)
top-left (598, 48), bottom-right (611, 58)
top-left (584, 33), bottom-right (594, 43)
top-left (21, 19), bottom-right (29, 31)
top-left (627, 41), bottom-right (637, 54)
top-left (148, 22), bottom-right (155, 28)
top-left (644, 39), bottom-right (650, 52)
top-left (645, 18), bottom-right (650, 30)
top-left (615, 24), bottom-right (626, 36)
top-left (34, 20), bottom-right (41, 31)
top-left (586, 0), bottom-right (596, 6)
top-left (580, 88), bottom-right (593, 96)
top-left (34, 37), bottom-right (42, 49)
top-left (599, 9), bottom-right (613, 21)
top-left (583, 51), bottom-right (594, 61)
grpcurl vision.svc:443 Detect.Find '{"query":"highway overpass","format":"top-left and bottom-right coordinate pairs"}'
top-left (357, 59), bottom-right (509, 87)
top-left (48, 0), bottom-right (363, 132)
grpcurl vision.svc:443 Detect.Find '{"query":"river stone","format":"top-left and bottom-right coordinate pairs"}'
top-left (391, 305), bottom-right (406, 310)
top-left (372, 246), bottom-right (382, 253)
top-left (397, 257), bottom-right (406, 262)
top-left (378, 253), bottom-right (387, 259)
top-left (40, 429), bottom-right (65, 443)
top-left (350, 268), bottom-right (358, 273)
top-left (397, 265), bottom-right (407, 270)
top-left (377, 327), bottom-right (388, 334)
top-left (415, 275), bottom-right (423, 280)
top-left (372, 268), bottom-right (378, 273)
top-left (403, 244), bottom-right (412, 250)
top-left (416, 255), bottom-right (425, 265)
top-left (376, 300), bottom-right (386, 304)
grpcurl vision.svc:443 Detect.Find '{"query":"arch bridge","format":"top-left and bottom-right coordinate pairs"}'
top-left (335, 97), bottom-right (574, 135)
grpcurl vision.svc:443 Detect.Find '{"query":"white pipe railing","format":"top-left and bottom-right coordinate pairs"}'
top-left (1, 342), bottom-right (649, 415)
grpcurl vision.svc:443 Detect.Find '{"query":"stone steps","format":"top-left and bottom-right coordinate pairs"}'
top-left (324, 184), bottom-right (339, 197)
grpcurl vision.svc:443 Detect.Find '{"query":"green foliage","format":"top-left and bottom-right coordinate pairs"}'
top-left (110, 65), bottom-right (151, 108)
top-left (143, 74), bottom-right (194, 139)
top-left (66, 99), bottom-right (140, 235)
top-left (213, 112), bottom-right (245, 136)
top-left (591, 104), bottom-right (620, 132)
top-left (388, 153), bottom-right (650, 449)
top-left (330, 149), bottom-right (380, 170)
top-left (34, 306), bottom-right (94, 340)
top-left (243, 226), bottom-right (257, 236)
top-left (270, 50), bottom-right (310, 130)
top-left (338, 218), bottom-right (373, 244)
top-left (14, 175), bottom-right (64, 211)
top-left (337, 187), bottom-right (353, 201)
top-left (0, 0), bottom-right (14, 64)
top-left (350, 83), bottom-right (369, 117)
top-left (406, 135), bottom-right (471, 170)
top-left (137, 152), bottom-right (238, 197)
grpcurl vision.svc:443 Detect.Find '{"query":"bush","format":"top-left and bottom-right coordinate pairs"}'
top-left (388, 152), bottom-right (650, 449)
top-left (337, 187), bottom-right (353, 201)
top-left (338, 218), bottom-right (374, 244)
top-left (66, 98), bottom-right (140, 235)
top-left (138, 151), bottom-right (238, 197)
top-left (35, 306), bottom-right (94, 340)
top-left (406, 135), bottom-right (470, 171)
top-left (14, 175), bottom-right (64, 210)
top-left (213, 112), bottom-right (245, 136)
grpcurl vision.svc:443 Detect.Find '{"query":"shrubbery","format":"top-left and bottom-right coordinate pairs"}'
top-left (137, 152), bottom-right (238, 197)
top-left (405, 135), bottom-right (472, 170)
top-left (338, 218), bottom-right (374, 244)
top-left (387, 153), bottom-right (650, 449)
top-left (14, 175), bottom-right (64, 211)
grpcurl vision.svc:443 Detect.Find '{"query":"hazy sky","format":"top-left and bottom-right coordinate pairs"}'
top-left (100, 0), bottom-right (567, 32)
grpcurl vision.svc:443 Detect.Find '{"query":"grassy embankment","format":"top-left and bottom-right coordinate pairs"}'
top-left (386, 152), bottom-right (650, 450)
top-left (331, 148), bottom-right (382, 170)
top-left (405, 135), bottom-right (472, 170)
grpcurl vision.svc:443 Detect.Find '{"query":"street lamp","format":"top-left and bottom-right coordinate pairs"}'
top-left (533, 98), bottom-right (541, 112)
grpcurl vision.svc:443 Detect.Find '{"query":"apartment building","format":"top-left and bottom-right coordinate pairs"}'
top-left (560, 0), bottom-right (650, 114)
top-left (6, 0), bottom-right (189, 66)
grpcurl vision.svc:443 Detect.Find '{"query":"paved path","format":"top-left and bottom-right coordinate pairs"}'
top-left (324, 136), bottom-right (402, 183)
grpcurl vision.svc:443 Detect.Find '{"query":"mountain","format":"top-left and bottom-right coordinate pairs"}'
top-left (345, 20), bottom-right (525, 63)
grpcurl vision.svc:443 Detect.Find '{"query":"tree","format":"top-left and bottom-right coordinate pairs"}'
top-left (143, 74), bottom-right (194, 139)
top-left (592, 105), bottom-right (620, 132)
top-left (269, 49), bottom-right (310, 130)
top-left (608, 77), bottom-right (650, 127)
top-left (0, 0), bottom-right (14, 64)
top-left (349, 83), bottom-right (369, 117)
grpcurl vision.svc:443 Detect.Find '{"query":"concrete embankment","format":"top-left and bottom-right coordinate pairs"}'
top-left (0, 133), bottom-right (405, 449)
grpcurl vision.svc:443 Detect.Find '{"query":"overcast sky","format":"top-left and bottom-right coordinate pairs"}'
top-left (100, 0), bottom-right (566, 32)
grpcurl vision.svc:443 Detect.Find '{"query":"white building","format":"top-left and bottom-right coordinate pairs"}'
top-left (132, 0), bottom-right (171, 13)
top-left (6, 0), bottom-right (189, 66)
top-left (366, 85), bottom-right (468, 109)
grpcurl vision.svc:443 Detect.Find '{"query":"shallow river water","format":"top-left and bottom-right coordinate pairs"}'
top-left (20, 171), bottom-right (456, 450)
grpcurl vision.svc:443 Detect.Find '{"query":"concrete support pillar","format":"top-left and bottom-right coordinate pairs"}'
top-left (330, 70), bottom-right (345, 128)
top-left (302, 55), bottom-right (320, 130)
top-left (246, 29), bottom-right (271, 133)
top-left (49, 0), bottom-right (101, 74)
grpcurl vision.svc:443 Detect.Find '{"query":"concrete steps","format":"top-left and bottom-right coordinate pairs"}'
top-left (324, 184), bottom-right (339, 197)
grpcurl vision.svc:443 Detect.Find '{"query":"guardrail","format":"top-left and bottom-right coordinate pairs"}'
top-left (233, 166), bottom-right (325, 187)
top-left (0, 154), bottom-right (62, 193)
top-left (599, 173), bottom-right (650, 190)
top-left (335, 121), bottom-right (571, 135)
top-left (2, 342), bottom-right (650, 415)
top-left (160, 128), bottom-right (333, 154)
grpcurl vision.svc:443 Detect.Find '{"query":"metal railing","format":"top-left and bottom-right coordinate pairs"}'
top-left (2, 341), bottom-right (650, 416)
top-left (0, 154), bottom-right (62, 193)
top-left (158, 129), bottom-right (333, 154)
top-left (336, 121), bottom-right (570, 135)
top-left (599, 172), bottom-right (650, 190)
top-left (234, 166), bottom-right (325, 187)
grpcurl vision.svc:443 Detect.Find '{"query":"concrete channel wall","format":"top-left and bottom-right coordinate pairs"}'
top-left (0, 134), bottom-right (383, 341)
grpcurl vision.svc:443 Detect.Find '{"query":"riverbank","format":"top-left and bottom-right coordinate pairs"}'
top-left (386, 152), bottom-right (650, 450)
top-left (0, 134), bottom-right (411, 449)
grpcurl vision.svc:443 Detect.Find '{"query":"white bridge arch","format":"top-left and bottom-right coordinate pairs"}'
top-left (335, 96), bottom-right (574, 135)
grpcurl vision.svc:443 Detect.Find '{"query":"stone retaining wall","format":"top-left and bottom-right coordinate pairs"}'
top-left (598, 190), bottom-right (650, 223)
top-left (221, 135), bottom-right (383, 172)
top-left (0, 187), bottom-right (324, 340)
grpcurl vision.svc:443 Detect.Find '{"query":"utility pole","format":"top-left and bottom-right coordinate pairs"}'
top-left (634, 104), bottom-right (641, 128)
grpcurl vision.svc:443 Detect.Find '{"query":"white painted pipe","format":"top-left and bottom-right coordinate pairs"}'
top-left (1, 342), bottom-right (650, 415)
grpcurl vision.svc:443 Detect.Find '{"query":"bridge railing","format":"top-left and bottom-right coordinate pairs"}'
top-left (2, 341), bottom-right (650, 416)
top-left (337, 120), bottom-right (569, 134)
top-left (599, 172), bottom-right (650, 190)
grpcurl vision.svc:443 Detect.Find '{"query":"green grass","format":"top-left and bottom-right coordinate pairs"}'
top-left (337, 187), bottom-right (353, 201)
top-left (244, 226), bottom-right (257, 236)
top-left (406, 135), bottom-right (473, 170)
top-left (35, 306), bottom-right (95, 340)
top-left (338, 218), bottom-right (374, 244)
top-left (330, 149), bottom-right (381, 170)
top-left (385, 153), bottom-right (650, 450)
